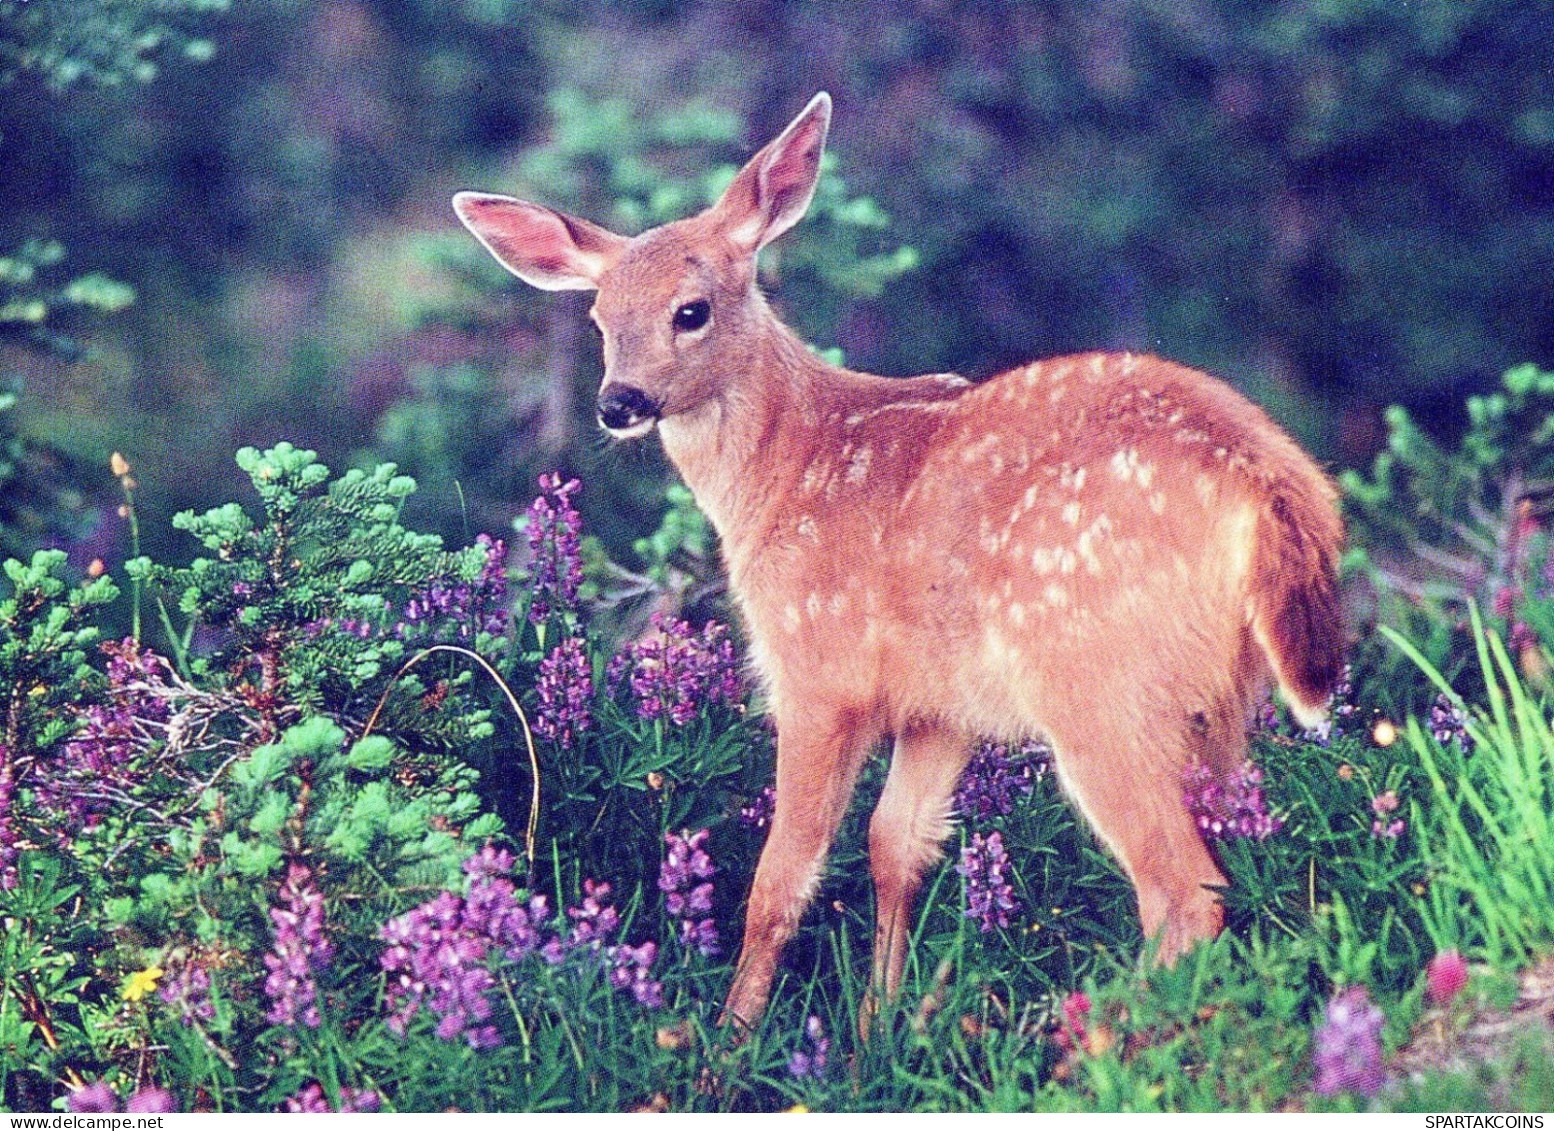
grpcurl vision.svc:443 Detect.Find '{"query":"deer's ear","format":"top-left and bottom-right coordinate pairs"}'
top-left (452, 193), bottom-right (626, 291)
top-left (712, 92), bottom-right (831, 255)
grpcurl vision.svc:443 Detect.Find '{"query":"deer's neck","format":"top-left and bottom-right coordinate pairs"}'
top-left (656, 309), bottom-right (837, 575)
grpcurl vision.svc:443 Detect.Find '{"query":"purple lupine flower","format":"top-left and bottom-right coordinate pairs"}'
top-left (563, 877), bottom-right (621, 951)
top-left (380, 847), bottom-right (549, 1047)
top-left (787, 1015), bottom-right (831, 1080)
top-left (957, 830), bottom-right (1019, 932)
top-left (157, 957), bottom-right (215, 1027)
top-left (263, 862), bottom-right (334, 1029)
top-left (463, 842), bottom-right (518, 880)
top-left (954, 739), bottom-right (1049, 822)
top-left (608, 613), bottom-right (743, 726)
top-left (397, 534), bottom-right (512, 642)
top-left (1183, 760), bottom-right (1284, 842)
top-left (0, 743), bottom-right (17, 891)
top-left (35, 639), bottom-right (172, 836)
top-left (284, 1082), bottom-right (382, 1113)
top-left (67, 1083), bottom-right (175, 1114)
top-left (1429, 694), bottom-right (1474, 754)
top-left (539, 878), bottom-right (666, 1006)
top-left (680, 918), bottom-right (722, 956)
top-left (1312, 985), bottom-right (1386, 1097)
top-left (659, 829), bottom-right (720, 957)
top-left (606, 940), bottom-right (665, 1008)
top-left (1370, 790), bottom-right (1405, 840)
top-left (125, 1089), bottom-right (176, 1114)
top-left (525, 473), bottom-right (584, 626)
top-left (534, 636), bottom-right (594, 749)
top-left (473, 533), bottom-right (512, 635)
top-left (67, 1082), bottom-right (119, 1113)
top-left (739, 784), bottom-right (776, 831)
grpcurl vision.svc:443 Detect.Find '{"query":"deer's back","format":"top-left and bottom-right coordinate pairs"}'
top-left (740, 351), bottom-right (1336, 737)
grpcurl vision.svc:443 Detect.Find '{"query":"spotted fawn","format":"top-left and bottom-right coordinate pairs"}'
top-left (454, 92), bottom-right (1345, 1027)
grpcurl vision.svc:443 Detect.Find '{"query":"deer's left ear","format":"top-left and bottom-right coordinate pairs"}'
top-left (712, 92), bottom-right (831, 255)
top-left (453, 193), bottom-right (627, 291)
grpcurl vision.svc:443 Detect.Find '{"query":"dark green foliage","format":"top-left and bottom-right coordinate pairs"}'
top-left (0, 0), bottom-right (226, 91)
top-left (5, 0), bottom-right (1554, 1109)
top-left (130, 442), bottom-right (498, 749)
top-left (1344, 363), bottom-right (1554, 604)
top-left (0, 0), bottom-right (221, 566)
top-left (0, 240), bottom-right (135, 359)
top-left (1342, 363), bottom-right (1554, 704)
top-left (0, 549), bottom-right (116, 754)
top-left (3, 444), bottom-right (1554, 1111)
top-left (0, 387), bottom-right (93, 578)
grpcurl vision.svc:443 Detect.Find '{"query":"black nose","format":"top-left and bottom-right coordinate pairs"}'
top-left (597, 385), bottom-right (661, 431)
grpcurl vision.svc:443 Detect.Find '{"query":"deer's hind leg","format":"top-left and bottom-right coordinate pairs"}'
top-left (1043, 709), bottom-right (1228, 965)
top-left (866, 724), bottom-right (977, 1015)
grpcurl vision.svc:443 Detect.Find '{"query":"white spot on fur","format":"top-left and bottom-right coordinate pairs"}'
top-left (806, 592), bottom-right (824, 620)
top-left (845, 444), bottom-right (873, 484)
top-left (1042, 583), bottom-right (1070, 609)
top-left (1034, 546), bottom-right (1078, 575)
top-left (783, 604), bottom-right (801, 633)
top-left (1110, 448), bottom-right (1145, 483)
top-left (797, 516), bottom-right (819, 540)
top-left (1008, 603), bottom-right (1027, 627)
top-left (981, 625), bottom-right (1021, 666)
top-left (1149, 491), bottom-right (1167, 515)
top-left (1061, 501), bottom-right (1081, 526)
top-left (1076, 515), bottom-right (1113, 573)
top-left (1060, 465), bottom-right (1088, 492)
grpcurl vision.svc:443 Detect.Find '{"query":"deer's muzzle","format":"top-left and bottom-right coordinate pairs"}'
top-left (597, 384), bottom-right (662, 438)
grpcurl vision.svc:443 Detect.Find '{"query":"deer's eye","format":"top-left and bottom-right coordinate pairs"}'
top-left (672, 300), bottom-right (711, 333)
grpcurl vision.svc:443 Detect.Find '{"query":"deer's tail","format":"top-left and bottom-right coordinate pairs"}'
top-left (1248, 477), bottom-right (1346, 729)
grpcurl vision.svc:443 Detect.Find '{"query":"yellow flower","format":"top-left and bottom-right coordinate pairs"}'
top-left (784, 1105), bottom-right (811, 1114)
top-left (122, 966), bottom-right (164, 1002)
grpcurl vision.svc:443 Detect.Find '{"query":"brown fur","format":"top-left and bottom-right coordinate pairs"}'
top-left (454, 93), bottom-right (1346, 1030)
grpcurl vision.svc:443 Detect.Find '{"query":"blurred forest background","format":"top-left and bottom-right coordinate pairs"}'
top-left (3, 0), bottom-right (1553, 583)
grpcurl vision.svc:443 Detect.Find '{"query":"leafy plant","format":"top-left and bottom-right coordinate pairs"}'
top-left (1343, 363), bottom-right (1554, 644)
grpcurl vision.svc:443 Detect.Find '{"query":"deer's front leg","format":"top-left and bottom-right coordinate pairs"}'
top-left (721, 706), bottom-right (874, 1029)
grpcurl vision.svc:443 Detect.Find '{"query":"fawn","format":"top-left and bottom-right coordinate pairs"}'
top-left (454, 92), bottom-right (1345, 1028)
